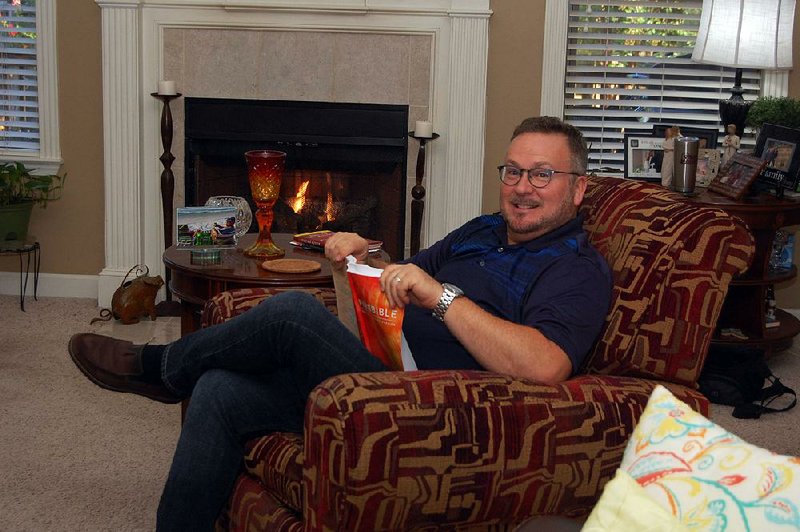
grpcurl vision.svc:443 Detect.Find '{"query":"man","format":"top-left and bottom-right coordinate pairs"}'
top-left (68, 116), bottom-right (612, 530)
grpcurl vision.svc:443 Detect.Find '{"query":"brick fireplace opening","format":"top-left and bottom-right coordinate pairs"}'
top-left (185, 98), bottom-right (408, 260)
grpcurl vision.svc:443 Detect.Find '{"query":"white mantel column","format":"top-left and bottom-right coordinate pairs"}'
top-left (96, 1), bottom-right (143, 306)
top-left (437, 13), bottom-right (489, 236)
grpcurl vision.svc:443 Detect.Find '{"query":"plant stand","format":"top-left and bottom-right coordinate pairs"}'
top-left (0, 239), bottom-right (40, 311)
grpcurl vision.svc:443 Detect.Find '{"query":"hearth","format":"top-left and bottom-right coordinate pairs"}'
top-left (185, 98), bottom-right (409, 260)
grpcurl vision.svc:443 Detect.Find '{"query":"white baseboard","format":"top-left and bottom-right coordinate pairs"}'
top-left (0, 271), bottom-right (99, 302)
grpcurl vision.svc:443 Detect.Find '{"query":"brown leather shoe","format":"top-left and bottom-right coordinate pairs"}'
top-left (68, 333), bottom-right (181, 404)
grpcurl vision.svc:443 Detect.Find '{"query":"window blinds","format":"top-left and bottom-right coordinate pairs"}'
top-left (564, 0), bottom-right (760, 173)
top-left (1, 0), bottom-right (39, 152)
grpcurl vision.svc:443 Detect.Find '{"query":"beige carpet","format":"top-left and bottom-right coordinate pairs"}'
top-left (1, 295), bottom-right (799, 530)
top-left (0, 295), bottom-right (181, 532)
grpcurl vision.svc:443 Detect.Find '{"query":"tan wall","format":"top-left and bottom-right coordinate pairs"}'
top-left (0, 0), bottom-right (104, 275)
top-left (5, 0), bottom-right (800, 310)
top-left (483, 0), bottom-right (545, 214)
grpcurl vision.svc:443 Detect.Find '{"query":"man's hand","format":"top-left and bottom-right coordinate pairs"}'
top-left (324, 232), bottom-right (369, 270)
top-left (379, 263), bottom-right (443, 310)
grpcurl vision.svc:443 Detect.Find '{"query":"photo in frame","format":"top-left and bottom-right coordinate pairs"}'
top-left (754, 123), bottom-right (800, 193)
top-left (623, 134), bottom-right (664, 181)
top-left (708, 153), bottom-right (769, 200)
top-left (651, 124), bottom-right (719, 149)
top-left (696, 148), bottom-right (721, 187)
top-left (176, 206), bottom-right (238, 250)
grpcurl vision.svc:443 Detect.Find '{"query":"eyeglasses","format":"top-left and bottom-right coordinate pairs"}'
top-left (497, 165), bottom-right (581, 188)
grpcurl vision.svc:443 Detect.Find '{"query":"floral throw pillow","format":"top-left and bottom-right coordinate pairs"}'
top-left (618, 385), bottom-right (800, 531)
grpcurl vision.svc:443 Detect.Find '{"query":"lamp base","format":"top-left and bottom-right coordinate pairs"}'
top-left (719, 97), bottom-right (752, 139)
top-left (718, 68), bottom-right (751, 138)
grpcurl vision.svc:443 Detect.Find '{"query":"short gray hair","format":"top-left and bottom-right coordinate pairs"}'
top-left (511, 116), bottom-right (588, 176)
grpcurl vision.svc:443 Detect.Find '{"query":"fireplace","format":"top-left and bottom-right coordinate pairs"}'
top-left (93, 0), bottom-right (490, 307)
top-left (185, 98), bottom-right (408, 260)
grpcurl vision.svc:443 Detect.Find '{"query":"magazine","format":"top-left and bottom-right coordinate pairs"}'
top-left (291, 230), bottom-right (382, 253)
top-left (345, 256), bottom-right (404, 370)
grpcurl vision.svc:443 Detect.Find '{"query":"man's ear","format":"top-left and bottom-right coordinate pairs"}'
top-left (572, 175), bottom-right (588, 207)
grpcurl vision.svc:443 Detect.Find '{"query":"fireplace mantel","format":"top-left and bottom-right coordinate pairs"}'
top-left (95, 0), bottom-right (491, 306)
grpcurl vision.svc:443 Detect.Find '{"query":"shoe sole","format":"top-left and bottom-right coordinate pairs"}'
top-left (68, 335), bottom-right (182, 404)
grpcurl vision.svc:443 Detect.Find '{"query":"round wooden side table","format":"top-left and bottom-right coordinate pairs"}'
top-left (163, 233), bottom-right (334, 335)
top-left (684, 188), bottom-right (800, 353)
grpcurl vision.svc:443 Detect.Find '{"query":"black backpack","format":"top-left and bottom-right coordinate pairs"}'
top-left (698, 346), bottom-right (796, 419)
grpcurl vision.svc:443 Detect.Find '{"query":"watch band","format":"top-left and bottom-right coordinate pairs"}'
top-left (432, 283), bottom-right (464, 322)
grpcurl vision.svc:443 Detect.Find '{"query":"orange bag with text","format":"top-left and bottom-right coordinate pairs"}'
top-left (346, 257), bottom-right (405, 370)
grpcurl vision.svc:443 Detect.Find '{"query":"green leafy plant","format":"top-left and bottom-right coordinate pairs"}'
top-left (745, 96), bottom-right (800, 131)
top-left (0, 161), bottom-right (65, 208)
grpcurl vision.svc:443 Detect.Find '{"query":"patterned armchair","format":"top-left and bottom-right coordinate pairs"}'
top-left (203, 176), bottom-right (754, 531)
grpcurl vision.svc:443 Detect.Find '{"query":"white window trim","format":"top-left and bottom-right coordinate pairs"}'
top-left (0, 0), bottom-right (61, 175)
top-left (540, 2), bottom-right (789, 118)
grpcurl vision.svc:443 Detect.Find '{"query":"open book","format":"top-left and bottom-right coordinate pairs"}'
top-left (345, 256), bottom-right (405, 370)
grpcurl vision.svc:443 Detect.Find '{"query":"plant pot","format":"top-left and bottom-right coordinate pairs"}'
top-left (0, 202), bottom-right (34, 242)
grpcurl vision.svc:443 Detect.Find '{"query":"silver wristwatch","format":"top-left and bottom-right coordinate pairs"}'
top-left (432, 283), bottom-right (464, 322)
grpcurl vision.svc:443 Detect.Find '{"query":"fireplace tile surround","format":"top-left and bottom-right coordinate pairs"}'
top-left (95, 0), bottom-right (491, 306)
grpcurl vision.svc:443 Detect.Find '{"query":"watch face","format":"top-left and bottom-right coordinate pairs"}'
top-left (443, 283), bottom-right (464, 296)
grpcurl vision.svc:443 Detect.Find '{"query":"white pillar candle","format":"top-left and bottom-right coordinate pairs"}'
top-left (157, 80), bottom-right (177, 95)
top-left (414, 120), bottom-right (433, 138)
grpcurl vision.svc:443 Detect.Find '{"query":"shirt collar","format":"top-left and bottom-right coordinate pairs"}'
top-left (492, 213), bottom-right (585, 251)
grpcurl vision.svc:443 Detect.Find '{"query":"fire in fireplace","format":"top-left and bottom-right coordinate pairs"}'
top-left (184, 98), bottom-right (409, 260)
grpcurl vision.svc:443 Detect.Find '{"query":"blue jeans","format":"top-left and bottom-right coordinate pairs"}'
top-left (156, 291), bottom-right (387, 531)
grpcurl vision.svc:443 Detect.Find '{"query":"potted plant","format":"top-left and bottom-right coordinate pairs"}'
top-left (0, 161), bottom-right (65, 242)
top-left (745, 96), bottom-right (800, 132)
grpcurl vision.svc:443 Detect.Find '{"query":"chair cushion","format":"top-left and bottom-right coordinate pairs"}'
top-left (243, 433), bottom-right (304, 512)
top-left (580, 176), bottom-right (753, 387)
top-left (201, 287), bottom-right (337, 328)
top-left (222, 474), bottom-right (303, 532)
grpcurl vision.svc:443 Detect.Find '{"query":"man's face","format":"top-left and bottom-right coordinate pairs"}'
top-left (499, 132), bottom-right (587, 245)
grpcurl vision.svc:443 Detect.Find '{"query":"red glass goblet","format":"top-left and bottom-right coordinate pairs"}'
top-left (244, 150), bottom-right (286, 259)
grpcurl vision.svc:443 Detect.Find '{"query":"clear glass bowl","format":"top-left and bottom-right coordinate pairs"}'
top-left (204, 195), bottom-right (253, 240)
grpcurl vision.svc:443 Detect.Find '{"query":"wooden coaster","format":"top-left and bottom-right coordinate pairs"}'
top-left (261, 258), bottom-right (322, 274)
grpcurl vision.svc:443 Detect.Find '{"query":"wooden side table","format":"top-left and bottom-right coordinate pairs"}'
top-left (163, 233), bottom-right (334, 335)
top-left (0, 238), bottom-right (40, 311)
top-left (684, 189), bottom-right (800, 353)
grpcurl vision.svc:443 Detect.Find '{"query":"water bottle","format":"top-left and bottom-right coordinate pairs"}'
top-left (673, 136), bottom-right (699, 194)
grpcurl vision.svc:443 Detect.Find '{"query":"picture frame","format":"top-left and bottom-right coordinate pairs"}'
top-left (651, 124), bottom-right (719, 149)
top-left (754, 123), bottom-right (800, 193)
top-left (176, 206), bottom-right (239, 250)
top-left (623, 134), bottom-right (664, 181)
top-left (708, 153), bottom-right (768, 200)
top-left (696, 148), bottom-right (721, 187)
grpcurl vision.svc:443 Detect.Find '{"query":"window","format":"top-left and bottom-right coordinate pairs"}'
top-left (542, 1), bottom-right (785, 175)
top-left (0, 0), bottom-right (60, 173)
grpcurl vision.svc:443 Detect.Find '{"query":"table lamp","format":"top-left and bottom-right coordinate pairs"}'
top-left (691, 0), bottom-right (795, 137)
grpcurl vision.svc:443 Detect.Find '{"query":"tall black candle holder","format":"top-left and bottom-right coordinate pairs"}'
top-left (408, 131), bottom-right (439, 256)
top-left (151, 92), bottom-right (182, 314)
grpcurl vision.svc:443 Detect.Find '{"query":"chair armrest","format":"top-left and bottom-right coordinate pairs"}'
top-left (200, 286), bottom-right (338, 328)
top-left (303, 370), bottom-right (707, 530)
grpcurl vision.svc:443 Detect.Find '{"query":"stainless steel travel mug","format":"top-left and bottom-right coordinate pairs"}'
top-left (673, 136), bottom-right (699, 194)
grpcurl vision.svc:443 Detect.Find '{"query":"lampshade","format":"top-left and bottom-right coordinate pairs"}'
top-left (692, 0), bottom-right (795, 137)
top-left (692, 0), bottom-right (795, 69)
